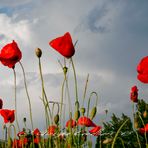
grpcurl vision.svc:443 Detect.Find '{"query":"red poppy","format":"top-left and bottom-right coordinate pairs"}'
top-left (33, 128), bottom-right (41, 136)
top-left (49, 32), bottom-right (75, 58)
top-left (17, 131), bottom-right (26, 138)
top-left (48, 125), bottom-right (57, 136)
top-left (0, 98), bottom-right (3, 109)
top-left (66, 119), bottom-right (76, 128)
top-left (130, 86), bottom-right (138, 103)
top-left (139, 123), bottom-right (148, 134)
top-left (18, 138), bottom-right (28, 147)
top-left (77, 116), bottom-right (96, 127)
top-left (0, 109), bottom-right (15, 123)
top-left (137, 56), bottom-right (148, 83)
top-left (0, 40), bottom-right (22, 68)
top-left (89, 126), bottom-right (101, 136)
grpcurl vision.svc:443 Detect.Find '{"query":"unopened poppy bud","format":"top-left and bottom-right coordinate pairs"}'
top-left (75, 101), bottom-right (79, 110)
top-left (74, 110), bottom-right (80, 120)
top-left (35, 48), bottom-right (42, 58)
top-left (134, 121), bottom-right (138, 129)
top-left (143, 111), bottom-right (147, 118)
top-left (63, 66), bottom-right (68, 75)
top-left (8, 137), bottom-right (12, 148)
top-left (103, 138), bottom-right (112, 144)
top-left (54, 114), bottom-right (59, 124)
top-left (90, 107), bottom-right (97, 120)
top-left (80, 107), bottom-right (85, 115)
top-left (23, 117), bottom-right (26, 123)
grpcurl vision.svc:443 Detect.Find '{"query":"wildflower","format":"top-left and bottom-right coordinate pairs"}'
top-left (48, 125), bottom-right (57, 136)
top-left (77, 116), bottom-right (96, 127)
top-left (130, 86), bottom-right (138, 103)
top-left (89, 126), bottom-right (101, 136)
top-left (139, 123), bottom-right (148, 134)
top-left (33, 128), bottom-right (41, 136)
top-left (0, 109), bottom-right (15, 123)
top-left (49, 32), bottom-right (75, 58)
top-left (17, 130), bottom-right (26, 138)
top-left (137, 56), bottom-right (148, 83)
top-left (0, 40), bottom-right (22, 68)
top-left (0, 98), bottom-right (3, 109)
top-left (66, 119), bottom-right (76, 128)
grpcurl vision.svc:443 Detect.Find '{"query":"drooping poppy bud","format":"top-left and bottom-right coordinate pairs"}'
top-left (74, 110), bottom-right (80, 120)
top-left (80, 107), bottom-right (85, 115)
top-left (75, 101), bottom-right (79, 110)
top-left (63, 66), bottom-right (68, 75)
top-left (35, 48), bottom-right (42, 58)
top-left (54, 114), bottom-right (59, 125)
top-left (90, 107), bottom-right (97, 120)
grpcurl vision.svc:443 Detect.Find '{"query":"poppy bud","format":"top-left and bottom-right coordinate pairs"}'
top-left (80, 107), bottom-right (85, 115)
top-left (63, 66), bottom-right (68, 75)
top-left (23, 117), bottom-right (26, 123)
top-left (74, 110), bottom-right (80, 120)
top-left (35, 48), bottom-right (42, 58)
top-left (143, 111), bottom-right (147, 118)
top-left (54, 114), bottom-right (59, 124)
top-left (134, 121), bottom-right (138, 129)
top-left (75, 101), bottom-right (79, 110)
top-left (8, 137), bottom-right (12, 148)
top-left (103, 138), bottom-right (112, 144)
top-left (90, 107), bottom-right (97, 120)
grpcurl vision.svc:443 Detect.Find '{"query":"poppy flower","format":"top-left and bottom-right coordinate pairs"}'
top-left (77, 116), bottom-right (96, 127)
top-left (139, 123), bottom-right (148, 134)
top-left (17, 131), bottom-right (26, 138)
top-left (0, 98), bottom-right (3, 109)
top-left (137, 56), bottom-right (148, 83)
top-left (49, 32), bottom-right (75, 58)
top-left (0, 109), bottom-right (15, 123)
top-left (48, 125), bottom-right (57, 136)
top-left (33, 128), bottom-right (41, 136)
top-left (0, 40), bottom-right (22, 68)
top-left (89, 126), bottom-right (101, 136)
top-left (130, 86), bottom-right (138, 103)
top-left (66, 119), bottom-right (76, 128)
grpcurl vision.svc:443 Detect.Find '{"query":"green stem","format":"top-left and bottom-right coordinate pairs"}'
top-left (116, 137), bottom-right (125, 148)
top-left (19, 62), bottom-right (34, 130)
top-left (132, 103), bottom-right (141, 148)
top-left (87, 92), bottom-right (98, 117)
top-left (71, 58), bottom-right (79, 104)
top-left (82, 74), bottom-right (89, 107)
top-left (137, 111), bottom-right (148, 145)
top-left (111, 119), bottom-right (129, 148)
top-left (13, 68), bottom-right (20, 131)
top-left (38, 58), bottom-right (52, 126)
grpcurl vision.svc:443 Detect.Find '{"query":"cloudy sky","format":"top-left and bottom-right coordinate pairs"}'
top-left (0, 0), bottom-right (148, 136)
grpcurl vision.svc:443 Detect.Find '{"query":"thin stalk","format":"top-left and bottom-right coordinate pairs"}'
top-left (19, 62), bottom-right (34, 130)
top-left (111, 119), bottom-right (129, 148)
top-left (137, 111), bottom-right (148, 145)
top-left (117, 137), bottom-right (125, 148)
top-left (71, 58), bottom-right (79, 104)
top-left (82, 74), bottom-right (89, 107)
top-left (13, 68), bottom-right (20, 131)
top-left (132, 103), bottom-right (141, 148)
top-left (38, 58), bottom-right (52, 125)
top-left (87, 92), bottom-right (98, 117)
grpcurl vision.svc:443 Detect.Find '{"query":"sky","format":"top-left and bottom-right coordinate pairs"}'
top-left (0, 0), bottom-right (148, 138)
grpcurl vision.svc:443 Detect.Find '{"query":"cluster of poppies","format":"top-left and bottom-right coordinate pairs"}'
top-left (0, 31), bottom-right (147, 147)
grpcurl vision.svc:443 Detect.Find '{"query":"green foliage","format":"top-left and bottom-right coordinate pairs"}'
top-left (96, 99), bottom-right (148, 148)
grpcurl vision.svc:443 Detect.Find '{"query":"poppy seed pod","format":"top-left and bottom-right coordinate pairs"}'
top-left (90, 107), bottom-right (97, 120)
top-left (74, 110), bottom-right (80, 120)
top-left (80, 107), bottom-right (86, 115)
top-left (54, 114), bottom-right (59, 124)
top-left (75, 101), bottom-right (79, 110)
top-left (35, 48), bottom-right (42, 58)
top-left (143, 111), bottom-right (147, 118)
top-left (63, 66), bottom-right (68, 75)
